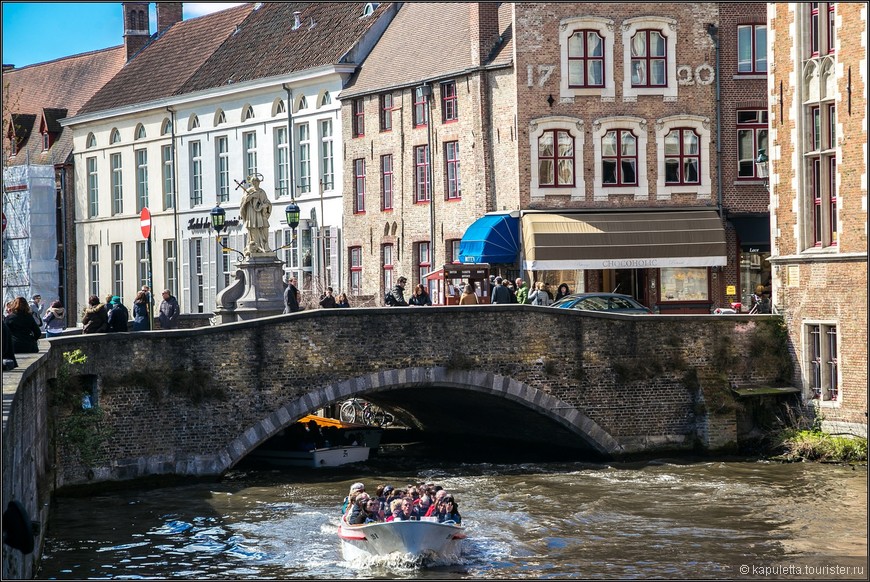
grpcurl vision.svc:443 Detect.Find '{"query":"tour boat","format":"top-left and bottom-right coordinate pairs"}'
top-left (337, 517), bottom-right (466, 562)
top-left (299, 414), bottom-right (383, 448)
top-left (248, 444), bottom-right (370, 468)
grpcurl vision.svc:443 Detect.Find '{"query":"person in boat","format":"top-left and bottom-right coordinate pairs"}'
top-left (342, 482), bottom-right (365, 514)
top-left (434, 495), bottom-right (462, 525)
top-left (348, 494), bottom-right (380, 524)
top-left (424, 489), bottom-right (448, 517)
top-left (385, 498), bottom-right (406, 522)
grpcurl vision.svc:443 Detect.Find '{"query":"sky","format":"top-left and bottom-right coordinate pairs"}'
top-left (2, 2), bottom-right (244, 68)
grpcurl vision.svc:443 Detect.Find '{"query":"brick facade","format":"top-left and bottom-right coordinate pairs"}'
top-left (768, 3), bottom-right (867, 435)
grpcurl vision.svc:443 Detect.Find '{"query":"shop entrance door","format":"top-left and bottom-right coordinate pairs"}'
top-left (604, 269), bottom-right (648, 305)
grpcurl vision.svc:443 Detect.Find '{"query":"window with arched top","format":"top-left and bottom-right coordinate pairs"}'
top-left (214, 109), bottom-right (226, 126)
top-left (135, 124), bottom-right (146, 139)
top-left (160, 118), bottom-right (172, 135)
top-left (363, 3), bottom-right (378, 17)
top-left (654, 114), bottom-right (712, 200)
top-left (592, 116), bottom-right (649, 200)
top-left (86, 133), bottom-right (96, 148)
top-left (528, 116), bottom-right (586, 200)
top-left (242, 105), bottom-right (255, 121)
top-left (271, 98), bottom-right (286, 117)
top-left (320, 92), bottom-right (332, 106)
top-left (188, 114), bottom-right (200, 131)
top-left (110, 128), bottom-right (121, 144)
top-left (294, 95), bottom-right (308, 113)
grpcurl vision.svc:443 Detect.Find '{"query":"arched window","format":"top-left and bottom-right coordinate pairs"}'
top-left (242, 104), bottom-right (255, 121)
top-left (271, 99), bottom-right (285, 117)
top-left (294, 95), bottom-right (308, 113)
top-left (214, 109), bottom-right (226, 126)
top-left (110, 128), bottom-right (121, 144)
top-left (160, 118), bottom-right (172, 136)
top-left (654, 114), bottom-right (711, 199)
top-left (188, 114), bottom-right (200, 130)
top-left (86, 132), bottom-right (96, 148)
top-left (592, 116), bottom-right (648, 200)
top-left (135, 124), bottom-right (146, 139)
top-left (363, 3), bottom-right (378, 17)
top-left (529, 116), bottom-right (585, 199)
top-left (320, 92), bottom-right (332, 106)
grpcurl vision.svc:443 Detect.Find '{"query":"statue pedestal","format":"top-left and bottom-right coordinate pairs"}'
top-left (213, 253), bottom-right (285, 324)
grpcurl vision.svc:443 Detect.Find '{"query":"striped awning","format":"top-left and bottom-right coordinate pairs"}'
top-left (522, 210), bottom-right (727, 270)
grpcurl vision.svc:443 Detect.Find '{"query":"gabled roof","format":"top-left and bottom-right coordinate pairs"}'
top-left (2, 46), bottom-right (126, 166)
top-left (41, 108), bottom-right (69, 134)
top-left (342, 2), bottom-right (514, 98)
top-left (77, 2), bottom-right (396, 116)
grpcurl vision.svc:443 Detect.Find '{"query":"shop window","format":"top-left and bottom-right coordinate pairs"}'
top-left (659, 267), bottom-right (709, 301)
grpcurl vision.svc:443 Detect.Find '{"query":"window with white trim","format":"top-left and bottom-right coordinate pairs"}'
top-left (164, 239), bottom-right (177, 298)
top-left (737, 24), bottom-right (767, 74)
top-left (111, 153), bottom-right (123, 215)
top-left (135, 148), bottom-right (148, 212)
top-left (621, 16), bottom-right (677, 100)
top-left (736, 110), bottom-right (769, 178)
top-left (807, 323), bottom-right (839, 402)
top-left (529, 116), bottom-right (585, 199)
top-left (137, 241), bottom-right (148, 290)
top-left (592, 117), bottom-right (648, 199)
top-left (189, 141), bottom-right (202, 206)
top-left (243, 131), bottom-right (257, 178)
top-left (110, 128), bottom-right (121, 144)
top-left (353, 158), bottom-right (365, 213)
top-left (135, 124), bottom-right (147, 139)
top-left (382, 244), bottom-right (394, 292)
top-left (559, 16), bottom-right (616, 100)
top-left (654, 115), bottom-right (711, 199)
top-left (445, 141), bottom-right (460, 200)
top-left (112, 243), bottom-right (124, 298)
top-left (87, 156), bottom-right (99, 217)
top-left (274, 127), bottom-right (289, 198)
top-left (216, 136), bottom-right (230, 202)
top-left (88, 244), bottom-right (100, 297)
top-left (298, 123), bottom-right (311, 194)
top-left (320, 119), bottom-right (334, 191)
top-left (162, 145), bottom-right (174, 210)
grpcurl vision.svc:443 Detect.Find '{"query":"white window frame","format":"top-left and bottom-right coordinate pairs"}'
top-left (243, 131), bottom-right (257, 179)
top-left (298, 123), bottom-right (311, 194)
top-left (137, 241), bottom-right (148, 290)
top-left (162, 144), bottom-right (174, 210)
top-left (654, 114), bottom-right (712, 200)
top-left (111, 152), bottom-right (123, 215)
top-left (804, 321), bottom-right (840, 405)
top-left (164, 239), bottom-right (177, 298)
top-left (112, 242), bottom-right (124, 298)
top-left (320, 119), bottom-right (334, 191)
top-left (274, 127), bottom-right (289, 198)
top-left (87, 156), bottom-right (99, 217)
top-left (592, 116), bottom-right (649, 200)
top-left (529, 116), bottom-right (586, 200)
top-left (135, 148), bottom-right (148, 212)
top-left (216, 136), bottom-right (230, 203)
top-left (88, 244), bottom-right (100, 297)
top-left (621, 16), bottom-right (678, 101)
top-left (559, 16), bottom-right (616, 101)
top-left (189, 140), bottom-right (203, 206)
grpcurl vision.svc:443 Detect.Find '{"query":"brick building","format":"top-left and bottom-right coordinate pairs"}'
top-left (512, 3), bottom-right (768, 314)
top-left (767, 3), bottom-right (867, 436)
top-left (339, 3), bottom-right (518, 303)
top-left (2, 47), bottom-right (125, 324)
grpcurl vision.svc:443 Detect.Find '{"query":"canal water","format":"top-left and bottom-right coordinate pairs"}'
top-left (38, 446), bottom-right (867, 580)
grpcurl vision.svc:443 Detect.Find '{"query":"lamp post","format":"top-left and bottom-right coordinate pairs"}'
top-left (755, 149), bottom-right (769, 191)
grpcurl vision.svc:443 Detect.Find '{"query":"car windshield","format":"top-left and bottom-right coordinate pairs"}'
top-left (576, 297), bottom-right (608, 310)
top-left (610, 297), bottom-right (641, 310)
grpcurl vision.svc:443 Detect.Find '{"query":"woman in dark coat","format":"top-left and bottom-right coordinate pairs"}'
top-left (4, 296), bottom-right (42, 353)
top-left (555, 283), bottom-right (571, 302)
top-left (81, 295), bottom-right (109, 334)
top-left (131, 290), bottom-right (150, 331)
top-left (408, 284), bottom-right (432, 306)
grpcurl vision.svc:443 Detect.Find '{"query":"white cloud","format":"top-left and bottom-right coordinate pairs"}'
top-left (183, 3), bottom-right (246, 18)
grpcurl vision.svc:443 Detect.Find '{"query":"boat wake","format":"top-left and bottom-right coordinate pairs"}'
top-left (345, 547), bottom-right (463, 571)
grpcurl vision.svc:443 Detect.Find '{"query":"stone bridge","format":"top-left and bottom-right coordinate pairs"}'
top-left (7, 305), bottom-right (792, 494)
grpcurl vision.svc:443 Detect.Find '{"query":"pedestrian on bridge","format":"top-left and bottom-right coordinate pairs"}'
top-left (5, 296), bottom-right (42, 352)
top-left (490, 277), bottom-right (513, 304)
top-left (284, 276), bottom-right (301, 313)
top-left (158, 290), bottom-right (180, 329)
top-left (107, 296), bottom-right (130, 333)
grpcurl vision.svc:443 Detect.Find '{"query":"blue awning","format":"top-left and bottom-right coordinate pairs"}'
top-left (459, 213), bottom-right (520, 264)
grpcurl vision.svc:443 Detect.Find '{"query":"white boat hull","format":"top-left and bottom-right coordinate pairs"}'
top-left (248, 445), bottom-right (370, 468)
top-left (338, 518), bottom-right (466, 562)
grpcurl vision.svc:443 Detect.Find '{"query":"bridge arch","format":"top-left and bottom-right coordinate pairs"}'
top-left (223, 367), bottom-right (624, 471)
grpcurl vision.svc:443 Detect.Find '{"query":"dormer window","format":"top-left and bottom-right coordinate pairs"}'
top-left (363, 3), bottom-right (378, 17)
top-left (43, 132), bottom-right (50, 151)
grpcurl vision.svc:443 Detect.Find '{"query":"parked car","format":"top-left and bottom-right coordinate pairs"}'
top-left (550, 292), bottom-right (652, 314)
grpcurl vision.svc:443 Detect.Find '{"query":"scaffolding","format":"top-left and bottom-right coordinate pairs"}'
top-left (2, 164), bottom-right (57, 307)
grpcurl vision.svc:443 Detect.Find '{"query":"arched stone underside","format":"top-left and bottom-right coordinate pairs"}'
top-left (216, 367), bottom-right (624, 473)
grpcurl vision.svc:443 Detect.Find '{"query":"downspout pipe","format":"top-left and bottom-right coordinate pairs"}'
top-left (167, 106), bottom-right (180, 312)
top-left (707, 23), bottom-right (723, 215)
top-left (283, 84), bottom-right (296, 198)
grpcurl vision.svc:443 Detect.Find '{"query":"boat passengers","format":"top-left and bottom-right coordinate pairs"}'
top-left (348, 495), bottom-right (382, 525)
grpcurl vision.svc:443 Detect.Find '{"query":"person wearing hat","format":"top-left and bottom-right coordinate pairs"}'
top-left (107, 295), bottom-right (130, 333)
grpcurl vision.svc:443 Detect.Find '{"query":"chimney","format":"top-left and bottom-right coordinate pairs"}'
top-left (122, 2), bottom-right (151, 61)
top-left (469, 3), bottom-right (501, 67)
top-left (157, 2), bottom-right (183, 33)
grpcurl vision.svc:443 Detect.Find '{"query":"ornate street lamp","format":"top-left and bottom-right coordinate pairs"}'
top-left (755, 149), bottom-right (769, 191)
top-left (285, 201), bottom-right (300, 231)
top-left (210, 203), bottom-right (244, 258)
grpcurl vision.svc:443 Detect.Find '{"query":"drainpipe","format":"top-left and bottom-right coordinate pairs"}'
top-left (167, 106), bottom-right (180, 313)
top-left (707, 23), bottom-right (723, 214)
top-left (424, 83), bottom-right (436, 270)
top-left (283, 84), bottom-right (296, 280)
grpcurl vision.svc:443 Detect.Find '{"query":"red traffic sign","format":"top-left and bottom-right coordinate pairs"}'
top-left (140, 208), bottom-right (151, 239)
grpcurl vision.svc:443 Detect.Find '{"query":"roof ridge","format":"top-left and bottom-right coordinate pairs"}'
top-left (5, 45), bottom-right (125, 72)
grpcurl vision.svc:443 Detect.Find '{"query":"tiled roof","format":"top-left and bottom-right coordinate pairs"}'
top-left (42, 108), bottom-right (69, 134)
top-left (77, 2), bottom-right (395, 114)
top-left (77, 4), bottom-right (254, 115)
top-left (2, 46), bottom-right (126, 166)
top-left (342, 2), bottom-right (514, 98)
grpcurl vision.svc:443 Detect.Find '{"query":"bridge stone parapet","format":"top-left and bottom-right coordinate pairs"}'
top-left (8, 306), bottom-right (791, 494)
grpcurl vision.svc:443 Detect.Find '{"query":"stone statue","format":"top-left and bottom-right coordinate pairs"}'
top-left (239, 174), bottom-right (273, 255)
